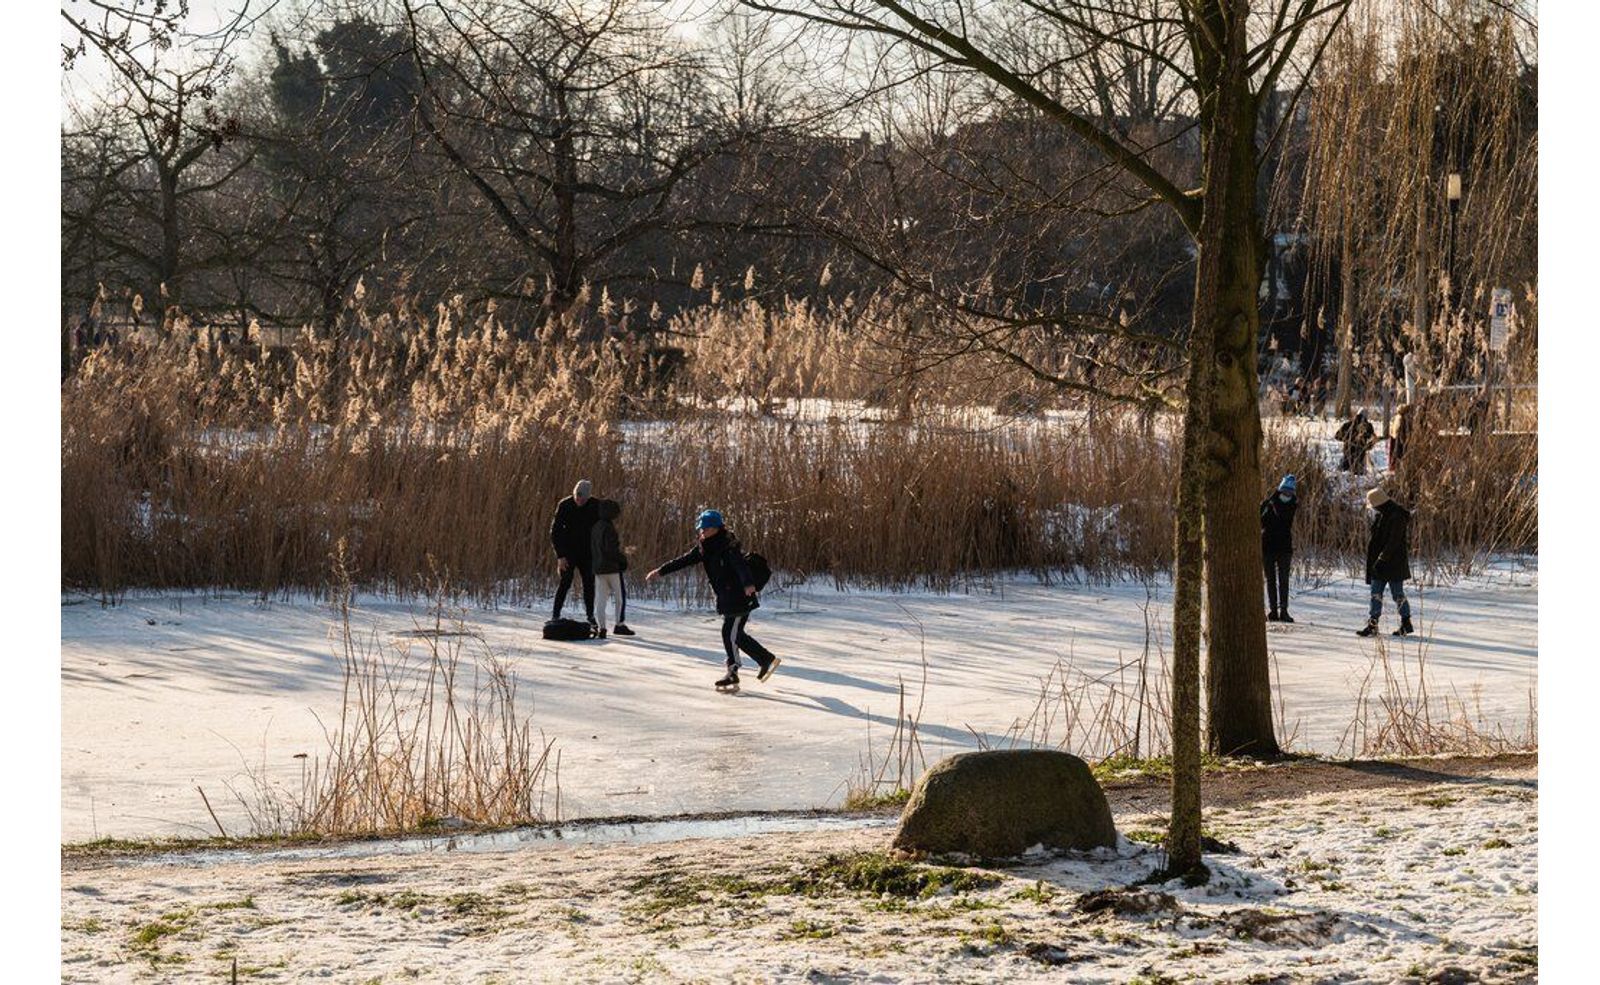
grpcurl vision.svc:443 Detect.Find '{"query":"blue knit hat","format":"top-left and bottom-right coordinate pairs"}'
top-left (1278, 474), bottom-right (1297, 494)
top-left (696, 509), bottom-right (725, 530)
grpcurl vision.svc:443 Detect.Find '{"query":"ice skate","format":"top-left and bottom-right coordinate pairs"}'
top-left (757, 656), bottom-right (782, 683)
top-left (714, 672), bottom-right (741, 694)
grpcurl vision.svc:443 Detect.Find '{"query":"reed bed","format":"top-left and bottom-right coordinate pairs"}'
top-left (62, 297), bottom-right (1535, 600)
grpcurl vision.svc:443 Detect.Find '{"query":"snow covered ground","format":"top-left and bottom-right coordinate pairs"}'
top-left (60, 767), bottom-right (1537, 983)
top-left (61, 563), bottom-right (1536, 842)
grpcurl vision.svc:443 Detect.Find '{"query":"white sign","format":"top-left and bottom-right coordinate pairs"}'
top-left (1489, 288), bottom-right (1513, 354)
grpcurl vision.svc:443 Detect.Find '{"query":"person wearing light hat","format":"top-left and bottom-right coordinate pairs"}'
top-left (549, 479), bottom-right (600, 627)
top-left (1260, 474), bottom-right (1299, 623)
top-left (1358, 485), bottom-right (1415, 637)
top-left (646, 508), bottom-right (780, 693)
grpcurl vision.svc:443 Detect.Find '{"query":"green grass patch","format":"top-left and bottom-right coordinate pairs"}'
top-left (63, 917), bottom-right (106, 935)
top-left (843, 788), bottom-right (912, 811)
top-left (627, 851), bottom-right (1002, 923)
top-left (960, 918), bottom-right (1014, 953)
top-left (1013, 879), bottom-right (1058, 905)
top-left (1091, 752), bottom-right (1242, 782)
top-left (132, 919), bottom-right (185, 948)
top-left (1412, 794), bottom-right (1461, 809)
top-left (1441, 846), bottom-right (1466, 857)
top-left (780, 918), bottom-right (838, 940)
top-left (64, 832), bottom-right (325, 860)
top-left (800, 852), bottom-right (1001, 899)
top-left (1481, 837), bottom-right (1513, 850)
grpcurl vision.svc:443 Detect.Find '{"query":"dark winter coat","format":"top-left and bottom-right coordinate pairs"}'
top-left (657, 529), bottom-right (757, 615)
top-left (1260, 492), bottom-right (1298, 555)
top-left (1365, 501), bottom-right (1412, 584)
top-left (550, 495), bottom-right (599, 562)
top-left (1335, 416), bottom-right (1377, 450)
top-left (590, 500), bottom-right (628, 575)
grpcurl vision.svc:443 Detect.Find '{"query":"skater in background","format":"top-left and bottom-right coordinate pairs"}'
top-left (1358, 486), bottom-right (1415, 637)
top-left (646, 509), bottom-right (780, 693)
top-left (1335, 411), bottom-right (1377, 474)
top-left (590, 499), bottom-right (634, 638)
top-left (1261, 474), bottom-right (1298, 623)
top-left (550, 479), bottom-right (599, 627)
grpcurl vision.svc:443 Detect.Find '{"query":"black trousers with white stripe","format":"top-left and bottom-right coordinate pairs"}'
top-left (720, 613), bottom-right (774, 673)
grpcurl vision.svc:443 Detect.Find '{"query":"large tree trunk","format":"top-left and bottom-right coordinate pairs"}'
top-left (1200, 43), bottom-right (1280, 762)
top-left (1168, 0), bottom-right (1252, 879)
top-left (159, 168), bottom-right (181, 304)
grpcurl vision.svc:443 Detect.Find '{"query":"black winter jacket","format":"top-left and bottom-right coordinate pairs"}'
top-left (1336, 416), bottom-right (1377, 449)
top-left (1260, 493), bottom-right (1298, 554)
top-left (657, 529), bottom-right (757, 615)
top-left (590, 500), bottom-right (627, 575)
top-left (1365, 501), bottom-right (1412, 584)
top-left (550, 495), bottom-right (599, 561)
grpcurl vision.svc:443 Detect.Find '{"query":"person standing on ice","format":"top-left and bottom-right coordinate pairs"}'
top-left (1358, 486), bottom-right (1415, 637)
top-left (645, 509), bottom-right (780, 693)
top-left (549, 479), bottom-right (600, 628)
top-left (1335, 411), bottom-right (1377, 474)
top-left (589, 499), bottom-right (634, 638)
top-left (1261, 474), bottom-right (1298, 623)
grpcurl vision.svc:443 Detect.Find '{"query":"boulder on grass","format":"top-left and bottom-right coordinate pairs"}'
top-left (892, 750), bottom-right (1116, 858)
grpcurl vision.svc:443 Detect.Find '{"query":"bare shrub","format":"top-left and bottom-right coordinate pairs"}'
top-left (223, 554), bottom-right (560, 837)
top-left (1338, 633), bottom-right (1536, 758)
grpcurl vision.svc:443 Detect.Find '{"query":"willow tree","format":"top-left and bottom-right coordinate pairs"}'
top-left (1299, 0), bottom-right (1536, 401)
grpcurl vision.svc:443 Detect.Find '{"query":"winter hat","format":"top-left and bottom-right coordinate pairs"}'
top-left (1366, 486), bottom-right (1390, 509)
top-left (696, 508), bottom-right (725, 530)
top-left (1278, 474), bottom-right (1297, 495)
top-left (573, 479), bottom-right (593, 499)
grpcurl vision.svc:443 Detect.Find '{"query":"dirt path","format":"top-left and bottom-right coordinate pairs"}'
top-left (1100, 752), bottom-right (1537, 815)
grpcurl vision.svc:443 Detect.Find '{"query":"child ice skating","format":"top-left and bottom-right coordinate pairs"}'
top-left (646, 509), bottom-right (780, 693)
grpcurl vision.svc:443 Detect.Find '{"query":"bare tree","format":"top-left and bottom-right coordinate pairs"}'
top-left (61, 1), bottom-right (262, 308)
top-left (400, 0), bottom-right (765, 328)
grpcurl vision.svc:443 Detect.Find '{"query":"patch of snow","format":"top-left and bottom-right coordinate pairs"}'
top-left (61, 570), bottom-right (1536, 842)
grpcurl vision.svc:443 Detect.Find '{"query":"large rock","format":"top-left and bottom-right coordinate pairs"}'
top-left (892, 750), bottom-right (1116, 858)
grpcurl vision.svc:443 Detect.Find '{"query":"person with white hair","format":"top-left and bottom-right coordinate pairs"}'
top-left (549, 479), bottom-right (600, 627)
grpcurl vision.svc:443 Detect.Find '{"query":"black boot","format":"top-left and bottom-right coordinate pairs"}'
top-left (714, 671), bottom-right (741, 693)
top-left (1356, 620), bottom-right (1379, 638)
top-left (1392, 617), bottom-right (1415, 637)
top-left (1280, 611), bottom-right (1295, 624)
top-left (612, 623), bottom-right (635, 636)
top-left (1267, 610), bottom-right (1282, 623)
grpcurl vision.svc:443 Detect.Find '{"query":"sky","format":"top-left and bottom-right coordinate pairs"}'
top-left (61, 0), bottom-right (722, 113)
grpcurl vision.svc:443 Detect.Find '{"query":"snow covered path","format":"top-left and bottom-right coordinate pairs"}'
top-left (61, 566), bottom-right (1536, 841)
top-left (60, 766), bottom-right (1538, 984)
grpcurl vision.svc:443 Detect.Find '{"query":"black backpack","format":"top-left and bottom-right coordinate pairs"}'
top-left (743, 552), bottom-right (772, 591)
top-left (542, 617), bottom-right (594, 641)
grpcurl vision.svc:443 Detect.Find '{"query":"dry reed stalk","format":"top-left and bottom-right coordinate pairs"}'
top-left (64, 295), bottom-right (1534, 600)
